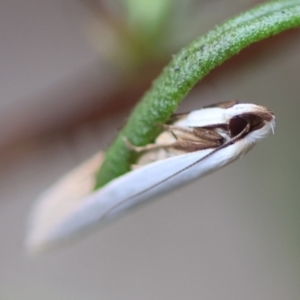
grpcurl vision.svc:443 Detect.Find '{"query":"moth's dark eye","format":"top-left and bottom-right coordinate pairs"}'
top-left (229, 116), bottom-right (248, 137)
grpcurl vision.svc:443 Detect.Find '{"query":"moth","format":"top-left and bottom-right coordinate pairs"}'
top-left (26, 101), bottom-right (275, 253)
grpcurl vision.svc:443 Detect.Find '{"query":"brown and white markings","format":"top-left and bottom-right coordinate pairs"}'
top-left (26, 101), bottom-right (275, 254)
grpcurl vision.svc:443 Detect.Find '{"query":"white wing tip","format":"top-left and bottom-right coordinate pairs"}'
top-left (25, 152), bottom-right (104, 255)
top-left (25, 231), bottom-right (53, 256)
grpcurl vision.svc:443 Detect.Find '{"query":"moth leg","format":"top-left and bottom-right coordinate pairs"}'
top-left (123, 137), bottom-right (176, 153)
top-left (172, 138), bottom-right (222, 152)
top-left (192, 127), bottom-right (224, 141)
top-left (163, 124), bottom-right (223, 141)
top-left (127, 138), bottom-right (221, 153)
top-left (163, 124), bottom-right (223, 143)
top-left (162, 124), bottom-right (193, 135)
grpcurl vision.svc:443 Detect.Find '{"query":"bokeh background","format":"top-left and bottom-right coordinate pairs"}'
top-left (1, 0), bottom-right (300, 299)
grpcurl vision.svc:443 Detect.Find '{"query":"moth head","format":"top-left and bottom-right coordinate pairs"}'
top-left (226, 103), bottom-right (275, 143)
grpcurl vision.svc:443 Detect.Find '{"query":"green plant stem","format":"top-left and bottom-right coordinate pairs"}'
top-left (95, 0), bottom-right (300, 189)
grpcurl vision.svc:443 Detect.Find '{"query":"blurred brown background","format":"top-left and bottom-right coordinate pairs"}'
top-left (1, 0), bottom-right (300, 299)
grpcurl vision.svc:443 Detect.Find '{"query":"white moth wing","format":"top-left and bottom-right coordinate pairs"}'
top-left (180, 103), bottom-right (273, 128)
top-left (26, 103), bottom-right (275, 254)
top-left (26, 152), bottom-right (103, 253)
top-left (176, 107), bottom-right (226, 127)
top-left (26, 140), bottom-right (250, 253)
